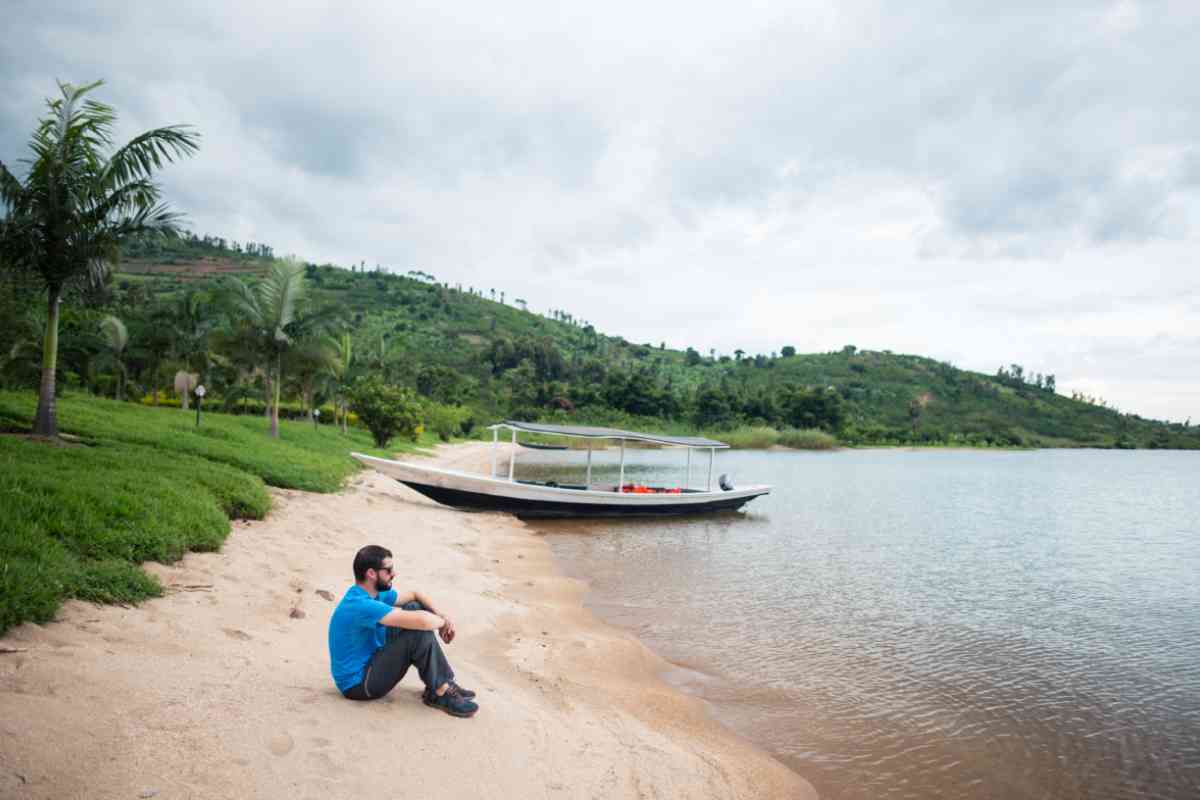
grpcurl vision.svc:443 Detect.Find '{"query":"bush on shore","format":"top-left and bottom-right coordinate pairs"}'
top-left (713, 425), bottom-right (839, 450)
top-left (347, 377), bottom-right (422, 448)
top-left (777, 428), bottom-right (838, 450)
top-left (423, 401), bottom-right (474, 442)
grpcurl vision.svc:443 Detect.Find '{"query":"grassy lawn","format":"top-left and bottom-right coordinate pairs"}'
top-left (0, 391), bottom-right (446, 634)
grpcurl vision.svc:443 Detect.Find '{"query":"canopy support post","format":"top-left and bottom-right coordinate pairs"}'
top-left (707, 447), bottom-right (714, 492)
top-left (686, 447), bottom-right (692, 490)
top-left (491, 427), bottom-right (498, 478)
top-left (508, 428), bottom-right (517, 482)
top-left (586, 440), bottom-right (593, 489)
top-left (618, 439), bottom-right (626, 490)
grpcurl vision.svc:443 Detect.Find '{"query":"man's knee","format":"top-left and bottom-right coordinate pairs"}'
top-left (413, 629), bottom-right (437, 650)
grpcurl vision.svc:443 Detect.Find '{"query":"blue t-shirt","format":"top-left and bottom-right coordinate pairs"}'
top-left (328, 586), bottom-right (398, 691)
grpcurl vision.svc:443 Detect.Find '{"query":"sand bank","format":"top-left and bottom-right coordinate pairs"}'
top-left (0, 442), bottom-right (814, 799)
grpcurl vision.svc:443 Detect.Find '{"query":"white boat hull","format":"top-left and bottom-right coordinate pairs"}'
top-left (352, 453), bottom-right (770, 518)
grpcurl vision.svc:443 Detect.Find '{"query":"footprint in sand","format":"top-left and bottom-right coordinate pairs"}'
top-left (223, 628), bottom-right (252, 641)
top-left (308, 750), bottom-right (339, 777)
top-left (268, 732), bottom-right (294, 756)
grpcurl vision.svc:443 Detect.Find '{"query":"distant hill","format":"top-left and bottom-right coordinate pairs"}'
top-left (106, 233), bottom-right (1199, 449)
top-left (120, 232), bottom-right (269, 281)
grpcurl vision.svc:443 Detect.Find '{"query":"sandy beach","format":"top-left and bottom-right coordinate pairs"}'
top-left (0, 442), bottom-right (814, 799)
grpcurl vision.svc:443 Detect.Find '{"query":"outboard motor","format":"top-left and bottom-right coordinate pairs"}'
top-left (718, 473), bottom-right (734, 491)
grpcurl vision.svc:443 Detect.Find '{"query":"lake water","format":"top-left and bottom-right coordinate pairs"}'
top-left (514, 447), bottom-right (1200, 799)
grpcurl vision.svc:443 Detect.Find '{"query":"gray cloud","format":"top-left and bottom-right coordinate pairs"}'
top-left (2, 0), bottom-right (1198, 420)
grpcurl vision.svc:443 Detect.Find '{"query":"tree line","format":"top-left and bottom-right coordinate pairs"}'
top-left (6, 81), bottom-right (1193, 451)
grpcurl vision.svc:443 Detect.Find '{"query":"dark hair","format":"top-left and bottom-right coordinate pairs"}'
top-left (353, 545), bottom-right (393, 581)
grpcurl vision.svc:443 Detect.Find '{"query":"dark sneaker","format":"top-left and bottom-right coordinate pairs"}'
top-left (448, 681), bottom-right (476, 699)
top-left (423, 688), bottom-right (478, 718)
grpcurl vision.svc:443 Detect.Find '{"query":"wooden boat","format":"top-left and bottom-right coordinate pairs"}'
top-left (352, 421), bottom-right (770, 519)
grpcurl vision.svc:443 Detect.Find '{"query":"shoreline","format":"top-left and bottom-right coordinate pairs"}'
top-left (0, 442), bottom-right (815, 799)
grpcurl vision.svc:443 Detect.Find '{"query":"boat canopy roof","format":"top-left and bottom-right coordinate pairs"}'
top-left (490, 420), bottom-right (728, 449)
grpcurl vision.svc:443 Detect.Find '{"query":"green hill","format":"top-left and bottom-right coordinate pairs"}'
top-left (3, 231), bottom-right (1196, 449)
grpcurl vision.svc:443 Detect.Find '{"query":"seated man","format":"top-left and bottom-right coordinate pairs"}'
top-left (327, 544), bottom-right (478, 717)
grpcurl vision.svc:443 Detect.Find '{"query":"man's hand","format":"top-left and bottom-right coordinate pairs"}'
top-left (439, 618), bottom-right (456, 644)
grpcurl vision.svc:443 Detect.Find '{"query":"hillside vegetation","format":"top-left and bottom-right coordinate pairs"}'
top-left (3, 231), bottom-right (1196, 450)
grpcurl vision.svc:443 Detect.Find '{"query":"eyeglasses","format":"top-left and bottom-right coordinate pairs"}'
top-left (376, 564), bottom-right (394, 574)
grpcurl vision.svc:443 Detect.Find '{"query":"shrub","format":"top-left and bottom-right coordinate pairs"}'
top-left (713, 426), bottom-right (839, 450)
top-left (348, 377), bottom-right (421, 448)
top-left (424, 401), bottom-right (471, 442)
top-left (718, 426), bottom-right (780, 449)
top-left (777, 428), bottom-right (838, 450)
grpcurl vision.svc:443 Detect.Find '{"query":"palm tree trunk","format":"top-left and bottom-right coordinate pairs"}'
top-left (342, 400), bottom-right (348, 434)
top-left (33, 287), bottom-right (62, 437)
top-left (116, 366), bottom-right (124, 401)
top-left (153, 361), bottom-right (160, 406)
top-left (270, 354), bottom-right (281, 437)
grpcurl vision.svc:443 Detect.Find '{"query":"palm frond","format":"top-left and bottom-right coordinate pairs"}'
top-left (217, 276), bottom-right (263, 328)
top-left (0, 161), bottom-right (23, 209)
top-left (331, 332), bottom-right (353, 378)
top-left (99, 314), bottom-right (128, 354)
top-left (83, 178), bottom-right (161, 223)
top-left (103, 200), bottom-right (186, 240)
top-left (259, 258), bottom-right (307, 343)
top-left (100, 126), bottom-right (200, 193)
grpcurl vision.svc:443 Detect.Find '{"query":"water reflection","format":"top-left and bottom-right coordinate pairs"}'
top-left (523, 448), bottom-right (1200, 800)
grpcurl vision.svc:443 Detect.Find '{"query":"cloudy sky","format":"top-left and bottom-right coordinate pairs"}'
top-left (3, 1), bottom-right (1198, 421)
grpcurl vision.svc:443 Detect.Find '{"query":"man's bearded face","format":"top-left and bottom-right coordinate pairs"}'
top-left (374, 564), bottom-right (393, 592)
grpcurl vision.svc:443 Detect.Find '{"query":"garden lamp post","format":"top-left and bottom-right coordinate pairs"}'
top-left (313, 408), bottom-right (321, 431)
top-left (194, 384), bottom-right (206, 427)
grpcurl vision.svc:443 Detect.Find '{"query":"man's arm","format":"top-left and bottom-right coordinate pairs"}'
top-left (391, 588), bottom-right (456, 643)
top-left (378, 606), bottom-right (445, 630)
top-left (387, 588), bottom-right (446, 617)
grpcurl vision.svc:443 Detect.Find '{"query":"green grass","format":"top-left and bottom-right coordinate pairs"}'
top-left (0, 392), bottom-right (435, 492)
top-left (0, 391), bottom-right (448, 634)
top-left (0, 435), bottom-right (268, 631)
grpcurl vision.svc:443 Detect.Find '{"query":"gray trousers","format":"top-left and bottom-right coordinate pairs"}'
top-left (342, 601), bottom-right (454, 700)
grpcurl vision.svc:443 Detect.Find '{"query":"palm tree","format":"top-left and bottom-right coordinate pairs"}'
top-left (365, 333), bottom-right (391, 380)
top-left (221, 257), bottom-right (306, 437)
top-left (0, 80), bottom-right (199, 436)
top-left (138, 306), bottom-right (175, 406)
top-left (287, 335), bottom-right (337, 419)
top-left (170, 287), bottom-right (218, 408)
top-left (98, 314), bottom-right (129, 400)
top-left (209, 321), bottom-right (268, 413)
top-left (329, 332), bottom-right (353, 433)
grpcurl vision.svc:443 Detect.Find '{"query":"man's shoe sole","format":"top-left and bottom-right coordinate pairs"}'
top-left (423, 694), bottom-right (477, 718)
